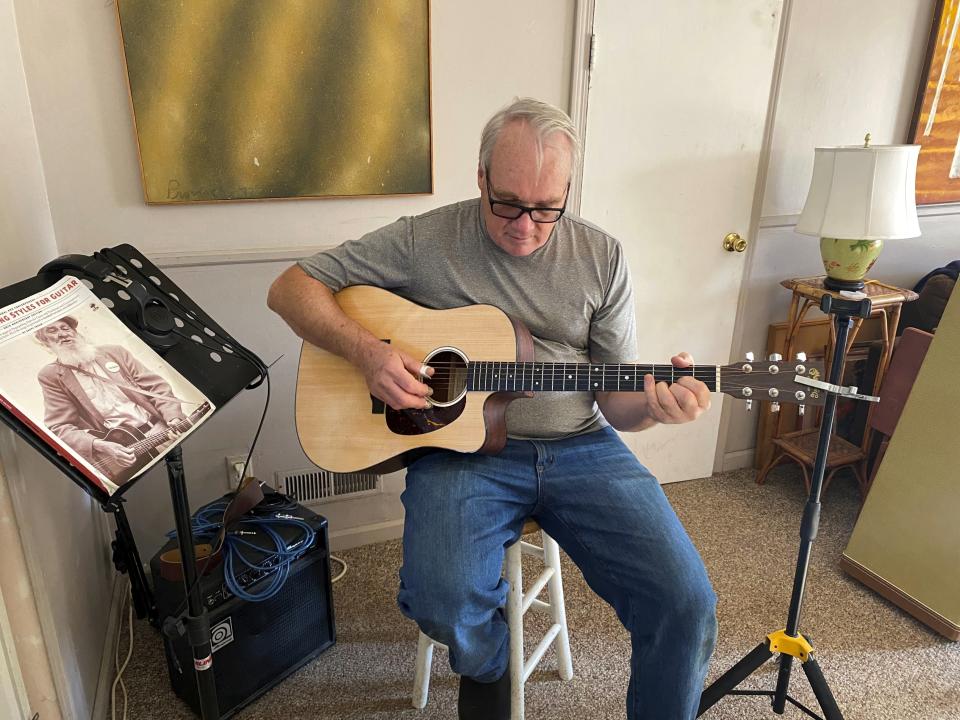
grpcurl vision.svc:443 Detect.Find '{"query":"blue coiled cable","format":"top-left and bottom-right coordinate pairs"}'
top-left (167, 499), bottom-right (316, 602)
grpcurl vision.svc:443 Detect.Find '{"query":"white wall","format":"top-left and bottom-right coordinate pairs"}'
top-left (16, 0), bottom-right (574, 258)
top-left (723, 0), bottom-right (960, 466)
top-left (1, 0), bottom-right (106, 717)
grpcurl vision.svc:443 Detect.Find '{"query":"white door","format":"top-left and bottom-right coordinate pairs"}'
top-left (580, 1), bottom-right (783, 482)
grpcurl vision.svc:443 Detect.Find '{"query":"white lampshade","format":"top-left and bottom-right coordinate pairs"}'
top-left (796, 144), bottom-right (921, 240)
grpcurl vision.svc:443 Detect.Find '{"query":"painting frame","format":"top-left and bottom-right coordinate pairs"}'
top-left (909, 0), bottom-right (960, 205)
top-left (114, 0), bottom-right (434, 205)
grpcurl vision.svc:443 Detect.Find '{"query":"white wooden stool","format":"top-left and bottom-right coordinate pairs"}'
top-left (411, 519), bottom-right (574, 720)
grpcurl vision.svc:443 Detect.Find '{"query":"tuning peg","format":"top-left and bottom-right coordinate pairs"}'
top-left (745, 351), bottom-right (755, 362)
top-left (768, 353), bottom-right (782, 361)
top-left (770, 401), bottom-right (781, 413)
top-left (798, 404), bottom-right (805, 416)
top-left (745, 399), bottom-right (753, 411)
top-left (795, 351), bottom-right (807, 362)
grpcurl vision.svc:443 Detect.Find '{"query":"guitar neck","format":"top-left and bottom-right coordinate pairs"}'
top-left (465, 362), bottom-right (719, 393)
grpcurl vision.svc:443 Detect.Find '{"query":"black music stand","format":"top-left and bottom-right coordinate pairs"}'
top-left (0, 244), bottom-right (264, 720)
top-left (698, 294), bottom-right (875, 720)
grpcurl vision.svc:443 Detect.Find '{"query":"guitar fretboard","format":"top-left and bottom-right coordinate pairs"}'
top-left (465, 362), bottom-right (719, 393)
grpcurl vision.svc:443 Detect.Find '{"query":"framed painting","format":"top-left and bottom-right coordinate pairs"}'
top-left (910, 0), bottom-right (960, 204)
top-left (116, 1), bottom-right (432, 204)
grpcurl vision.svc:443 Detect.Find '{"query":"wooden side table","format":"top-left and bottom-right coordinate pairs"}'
top-left (755, 276), bottom-right (918, 496)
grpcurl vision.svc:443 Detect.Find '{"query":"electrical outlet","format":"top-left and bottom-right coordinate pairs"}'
top-left (225, 455), bottom-right (253, 487)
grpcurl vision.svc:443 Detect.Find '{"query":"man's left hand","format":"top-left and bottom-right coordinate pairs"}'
top-left (164, 416), bottom-right (188, 441)
top-left (642, 352), bottom-right (711, 424)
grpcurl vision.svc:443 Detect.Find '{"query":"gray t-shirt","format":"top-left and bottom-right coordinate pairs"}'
top-left (298, 198), bottom-right (638, 439)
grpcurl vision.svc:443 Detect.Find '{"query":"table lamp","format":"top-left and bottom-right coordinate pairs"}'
top-left (796, 135), bottom-right (921, 292)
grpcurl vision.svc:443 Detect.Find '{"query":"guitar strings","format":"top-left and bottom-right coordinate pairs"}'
top-left (417, 363), bottom-right (814, 401)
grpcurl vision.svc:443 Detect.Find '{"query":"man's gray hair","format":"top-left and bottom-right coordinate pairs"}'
top-left (479, 97), bottom-right (581, 176)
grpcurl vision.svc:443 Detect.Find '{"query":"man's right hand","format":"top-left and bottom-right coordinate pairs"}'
top-left (359, 342), bottom-right (434, 411)
top-left (93, 439), bottom-right (137, 468)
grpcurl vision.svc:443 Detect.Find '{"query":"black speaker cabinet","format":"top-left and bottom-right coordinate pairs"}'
top-left (151, 504), bottom-right (336, 718)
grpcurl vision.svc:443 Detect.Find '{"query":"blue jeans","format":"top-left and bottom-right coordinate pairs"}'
top-left (397, 426), bottom-right (717, 720)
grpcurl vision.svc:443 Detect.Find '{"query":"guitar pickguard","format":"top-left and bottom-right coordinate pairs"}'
top-left (386, 397), bottom-right (466, 435)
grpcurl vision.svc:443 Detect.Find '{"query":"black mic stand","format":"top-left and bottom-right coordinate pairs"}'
top-left (162, 445), bottom-right (219, 720)
top-left (103, 496), bottom-right (158, 626)
top-left (698, 293), bottom-right (876, 720)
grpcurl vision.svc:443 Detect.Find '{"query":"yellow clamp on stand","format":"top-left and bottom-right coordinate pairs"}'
top-left (767, 630), bottom-right (813, 662)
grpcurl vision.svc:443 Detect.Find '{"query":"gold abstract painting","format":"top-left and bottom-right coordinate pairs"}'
top-left (116, 1), bottom-right (432, 204)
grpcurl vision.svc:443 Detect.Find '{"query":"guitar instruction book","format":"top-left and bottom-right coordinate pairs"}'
top-left (0, 275), bottom-right (214, 495)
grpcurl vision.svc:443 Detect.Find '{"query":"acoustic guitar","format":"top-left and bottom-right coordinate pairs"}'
top-left (296, 286), bottom-right (824, 475)
top-left (91, 401), bottom-right (211, 481)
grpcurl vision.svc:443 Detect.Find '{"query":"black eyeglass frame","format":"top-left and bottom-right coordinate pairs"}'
top-left (484, 176), bottom-right (570, 224)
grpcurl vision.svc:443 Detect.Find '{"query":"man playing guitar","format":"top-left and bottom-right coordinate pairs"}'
top-left (268, 98), bottom-right (716, 720)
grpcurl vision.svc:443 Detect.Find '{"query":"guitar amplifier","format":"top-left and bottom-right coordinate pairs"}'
top-left (150, 498), bottom-right (336, 719)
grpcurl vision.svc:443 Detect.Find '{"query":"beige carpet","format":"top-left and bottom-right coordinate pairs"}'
top-left (117, 467), bottom-right (960, 719)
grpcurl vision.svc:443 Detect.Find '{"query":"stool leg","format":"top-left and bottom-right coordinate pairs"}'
top-left (542, 532), bottom-right (574, 681)
top-left (506, 538), bottom-right (525, 720)
top-left (412, 631), bottom-right (434, 709)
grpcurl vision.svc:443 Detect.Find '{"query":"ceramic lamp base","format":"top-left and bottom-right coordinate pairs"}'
top-left (820, 236), bottom-right (883, 293)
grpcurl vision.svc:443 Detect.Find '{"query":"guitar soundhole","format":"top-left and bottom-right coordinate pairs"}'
top-left (385, 347), bottom-right (468, 437)
top-left (424, 348), bottom-right (468, 406)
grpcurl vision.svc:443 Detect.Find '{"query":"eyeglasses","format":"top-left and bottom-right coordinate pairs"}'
top-left (485, 176), bottom-right (569, 224)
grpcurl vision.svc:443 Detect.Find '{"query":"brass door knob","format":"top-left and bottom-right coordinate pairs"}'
top-left (723, 232), bottom-right (748, 253)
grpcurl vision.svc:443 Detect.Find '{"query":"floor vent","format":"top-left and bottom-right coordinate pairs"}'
top-left (275, 468), bottom-right (380, 505)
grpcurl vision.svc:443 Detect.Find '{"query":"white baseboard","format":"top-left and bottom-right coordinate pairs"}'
top-left (91, 576), bottom-right (126, 720)
top-left (329, 519), bottom-right (404, 551)
top-left (721, 449), bottom-right (756, 473)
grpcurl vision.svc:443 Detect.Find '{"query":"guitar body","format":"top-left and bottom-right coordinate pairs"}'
top-left (295, 286), bottom-right (532, 474)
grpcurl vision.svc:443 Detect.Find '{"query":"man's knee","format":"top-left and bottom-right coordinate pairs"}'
top-left (398, 580), bottom-right (509, 680)
top-left (660, 577), bottom-right (718, 655)
top-left (398, 565), bottom-right (508, 631)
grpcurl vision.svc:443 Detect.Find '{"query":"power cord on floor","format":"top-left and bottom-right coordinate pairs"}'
top-left (111, 580), bottom-right (134, 720)
top-left (330, 554), bottom-right (347, 583)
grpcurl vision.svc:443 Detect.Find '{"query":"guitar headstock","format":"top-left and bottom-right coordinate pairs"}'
top-left (720, 352), bottom-right (825, 413)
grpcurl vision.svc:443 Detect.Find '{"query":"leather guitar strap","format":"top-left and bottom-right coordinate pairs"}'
top-left (158, 478), bottom-right (265, 582)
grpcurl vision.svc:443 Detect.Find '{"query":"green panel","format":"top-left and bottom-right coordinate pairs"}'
top-left (844, 286), bottom-right (960, 623)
